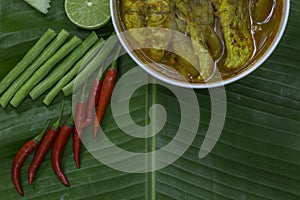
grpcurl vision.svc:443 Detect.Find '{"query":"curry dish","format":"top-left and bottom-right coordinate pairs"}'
top-left (118, 0), bottom-right (282, 83)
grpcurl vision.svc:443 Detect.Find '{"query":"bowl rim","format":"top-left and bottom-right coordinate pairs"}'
top-left (110, 0), bottom-right (290, 89)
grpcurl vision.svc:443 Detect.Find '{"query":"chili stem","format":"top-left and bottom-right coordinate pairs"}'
top-left (0, 28), bottom-right (56, 95)
top-left (0, 29), bottom-right (69, 108)
top-left (29, 32), bottom-right (98, 100)
top-left (43, 38), bottom-right (105, 106)
top-left (53, 100), bottom-right (65, 130)
top-left (10, 36), bottom-right (82, 108)
top-left (33, 119), bottom-right (52, 143)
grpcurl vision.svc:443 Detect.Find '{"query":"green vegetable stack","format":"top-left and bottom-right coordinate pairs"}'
top-left (0, 28), bottom-right (117, 108)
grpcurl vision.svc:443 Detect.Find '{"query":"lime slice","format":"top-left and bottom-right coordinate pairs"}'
top-left (65, 0), bottom-right (110, 30)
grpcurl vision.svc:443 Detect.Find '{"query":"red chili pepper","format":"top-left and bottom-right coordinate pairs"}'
top-left (51, 114), bottom-right (74, 187)
top-left (12, 120), bottom-right (51, 196)
top-left (94, 59), bottom-right (118, 138)
top-left (28, 101), bottom-right (64, 184)
top-left (81, 68), bottom-right (103, 129)
top-left (93, 69), bottom-right (103, 106)
top-left (73, 85), bottom-right (87, 168)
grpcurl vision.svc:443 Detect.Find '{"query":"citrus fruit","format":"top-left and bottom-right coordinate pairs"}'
top-left (65, 0), bottom-right (110, 30)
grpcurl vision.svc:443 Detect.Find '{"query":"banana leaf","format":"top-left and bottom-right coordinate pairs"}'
top-left (0, 0), bottom-right (300, 199)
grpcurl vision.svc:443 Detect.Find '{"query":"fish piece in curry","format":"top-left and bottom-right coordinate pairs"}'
top-left (212, 0), bottom-right (254, 69)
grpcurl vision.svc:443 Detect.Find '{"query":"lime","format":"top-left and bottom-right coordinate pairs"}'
top-left (65, 0), bottom-right (110, 30)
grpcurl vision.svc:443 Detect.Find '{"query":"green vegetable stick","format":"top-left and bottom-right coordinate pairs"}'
top-left (43, 38), bottom-right (105, 106)
top-left (0, 29), bottom-right (69, 108)
top-left (62, 36), bottom-right (118, 96)
top-left (0, 28), bottom-right (56, 95)
top-left (10, 35), bottom-right (82, 108)
top-left (29, 32), bottom-right (99, 100)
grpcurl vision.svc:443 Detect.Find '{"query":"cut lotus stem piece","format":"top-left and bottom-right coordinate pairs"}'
top-left (24, 0), bottom-right (52, 14)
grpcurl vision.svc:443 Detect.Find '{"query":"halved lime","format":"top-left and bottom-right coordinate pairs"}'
top-left (65, 0), bottom-right (110, 30)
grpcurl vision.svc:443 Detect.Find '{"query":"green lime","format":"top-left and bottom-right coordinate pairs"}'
top-left (64, 0), bottom-right (110, 30)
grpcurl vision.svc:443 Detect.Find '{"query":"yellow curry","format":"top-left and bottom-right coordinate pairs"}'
top-left (119, 0), bottom-right (282, 83)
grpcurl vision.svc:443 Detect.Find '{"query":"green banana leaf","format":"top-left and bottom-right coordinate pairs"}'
top-left (1, 0), bottom-right (300, 199)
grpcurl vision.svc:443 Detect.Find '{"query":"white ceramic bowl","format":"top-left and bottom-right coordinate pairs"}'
top-left (111, 0), bottom-right (290, 88)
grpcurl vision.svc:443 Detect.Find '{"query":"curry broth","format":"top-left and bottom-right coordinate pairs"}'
top-left (116, 0), bottom-right (284, 83)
